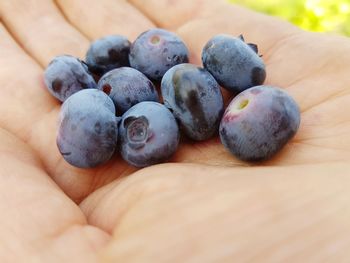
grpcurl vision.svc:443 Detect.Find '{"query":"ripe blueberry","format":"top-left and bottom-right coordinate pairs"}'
top-left (44, 55), bottom-right (96, 102)
top-left (202, 34), bottom-right (266, 93)
top-left (97, 67), bottom-right (159, 115)
top-left (129, 28), bottom-right (189, 81)
top-left (85, 35), bottom-right (131, 78)
top-left (161, 63), bottom-right (224, 141)
top-left (219, 85), bottom-right (300, 161)
top-left (57, 89), bottom-right (118, 168)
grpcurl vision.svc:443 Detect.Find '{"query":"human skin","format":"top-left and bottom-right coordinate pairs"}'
top-left (0, 0), bottom-right (350, 262)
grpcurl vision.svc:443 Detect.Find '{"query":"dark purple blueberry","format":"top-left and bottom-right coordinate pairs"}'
top-left (219, 86), bottom-right (300, 162)
top-left (202, 34), bottom-right (266, 93)
top-left (97, 67), bottom-right (159, 115)
top-left (57, 89), bottom-right (118, 168)
top-left (85, 35), bottom-right (131, 77)
top-left (119, 101), bottom-right (179, 168)
top-left (44, 55), bottom-right (96, 102)
top-left (129, 28), bottom-right (189, 81)
top-left (161, 63), bottom-right (224, 141)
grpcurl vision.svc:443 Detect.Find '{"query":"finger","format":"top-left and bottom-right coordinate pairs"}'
top-left (81, 163), bottom-right (350, 262)
top-left (156, 0), bottom-right (350, 112)
top-left (0, 0), bottom-right (89, 66)
top-left (127, 0), bottom-right (302, 115)
top-left (0, 23), bottom-right (134, 203)
top-left (152, 0), bottom-right (350, 165)
top-left (0, 0), bottom-right (141, 202)
top-left (177, 6), bottom-right (301, 67)
top-left (128, 0), bottom-right (300, 58)
top-left (128, 0), bottom-right (208, 29)
top-left (0, 23), bottom-right (57, 136)
top-left (56, 0), bottom-right (155, 41)
top-left (0, 128), bottom-right (109, 262)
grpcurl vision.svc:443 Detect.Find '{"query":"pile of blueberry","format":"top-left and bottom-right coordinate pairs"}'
top-left (44, 28), bottom-right (300, 168)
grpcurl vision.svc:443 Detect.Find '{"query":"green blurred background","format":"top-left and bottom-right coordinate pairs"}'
top-left (230, 0), bottom-right (350, 36)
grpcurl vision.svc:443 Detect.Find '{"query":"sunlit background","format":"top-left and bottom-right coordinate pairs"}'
top-left (231, 0), bottom-right (350, 36)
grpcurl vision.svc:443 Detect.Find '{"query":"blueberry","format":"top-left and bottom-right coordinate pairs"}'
top-left (119, 101), bottom-right (179, 167)
top-left (97, 67), bottom-right (159, 115)
top-left (85, 35), bottom-right (131, 78)
top-left (219, 86), bottom-right (300, 161)
top-left (202, 34), bottom-right (266, 93)
top-left (57, 89), bottom-right (118, 168)
top-left (44, 55), bottom-right (97, 102)
top-left (161, 63), bottom-right (224, 141)
top-left (129, 28), bottom-right (189, 81)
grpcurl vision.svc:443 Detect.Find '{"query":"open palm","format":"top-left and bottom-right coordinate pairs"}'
top-left (1, 0), bottom-right (350, 262)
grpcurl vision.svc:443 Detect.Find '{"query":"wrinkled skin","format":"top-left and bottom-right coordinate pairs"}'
top-left (0, 0), bottom-right (350, 262)
top-left (220, 86), bottom-right (300, 161)
top-left (119, 102), bottom-right (179, 167)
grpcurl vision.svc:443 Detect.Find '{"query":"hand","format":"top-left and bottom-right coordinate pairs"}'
top-left (0, 0), bottom-right (350, 262)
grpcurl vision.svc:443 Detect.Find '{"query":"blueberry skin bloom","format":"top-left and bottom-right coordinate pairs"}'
top-left (219, 86), bottom-right (300, 162)
top-left (161, 63), bottom-right (224, 141)
top-left (97, 67), bottom-right (159, 115)
top-left (44, 55), bottom-right (97, 102)
top-left (202, 34), bottom-right (266, 93)
top-left (57, 89), bottom-right (118, 168)
top-left (86, 35), bottom-right (131, 77)
top-left (119, 101), bottom-right (179, 168)
top-left (129, 28), bottom-right (189, 81)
